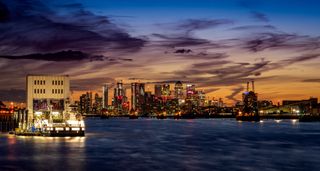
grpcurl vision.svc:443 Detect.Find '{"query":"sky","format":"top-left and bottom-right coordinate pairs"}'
top-left (0, 0), bottom-right (320, 105)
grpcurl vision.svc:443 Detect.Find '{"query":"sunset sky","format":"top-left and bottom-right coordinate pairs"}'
top-left (0, 0), bottom-right (320, 105)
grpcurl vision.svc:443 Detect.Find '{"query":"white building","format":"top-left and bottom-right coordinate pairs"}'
top-left (26, 75), bottom-right (70, 128)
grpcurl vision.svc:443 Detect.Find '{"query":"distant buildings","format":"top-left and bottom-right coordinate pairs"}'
top-left (241, 81), bottom-right (258, 116)
top-left (154, 85), bottom-right (162, 98)
top-left (131, 82), bottom-right (145, 114)
top-left (174, 81), bottom-right (184, 100)
top-left (102, 84), bottom-right (108, 109)
top-left (79, 92), bottom-right (92, 114)
top-left (113, 80), bottom-right (129, 115)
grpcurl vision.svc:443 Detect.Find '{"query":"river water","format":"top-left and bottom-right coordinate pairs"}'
top-left (1, 118), bottom-right (320, 171)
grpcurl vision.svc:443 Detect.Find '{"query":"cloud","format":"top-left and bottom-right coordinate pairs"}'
top-left (302, 79), bottom-right (320, 83)
top-left (243, 32), bottom-right (320, 52)
top-left (71, 77), bottom-right (116, 91)
top-left (172, 19), bottom-right (233, 35)
top-left (192, 60), bottom-right (231, 68)
top-left (226, 86), bottom-right (244, 102)
top-left (174, 49), bottom-right (193, 54)
top-left (0, 0), bottom-right (146, 56)
top-left (0, 89), bottom-right (25, 102)
top-left (151, 33), bottom-right (211, 48)
top-left (0, 50), bottom-right (91, 61)
top-left (150, 18), bottom-right (233, 49)
top-left (230, 25), bottom-right (276, 31)
top-left (250, 11), bottom-right (269, 22)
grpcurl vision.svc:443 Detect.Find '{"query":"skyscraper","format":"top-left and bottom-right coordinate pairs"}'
top-left (155, 85), bottom-right (162, 97)
top-left (174, 81), bottom-right (183, 99)
top-left (102, 84), bottom-right (108, 109)
top-left (186, 84), bottom-right (196, 99)
top-left (162, 84), bottom-right (170, 96)
top-left (131, 82), bottom-right (145, 113)
top-left (113, 80), bottom-right (128, 114)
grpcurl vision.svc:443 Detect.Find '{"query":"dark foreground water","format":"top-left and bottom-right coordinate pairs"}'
top-left (1, 118), bottom-right (320, 171)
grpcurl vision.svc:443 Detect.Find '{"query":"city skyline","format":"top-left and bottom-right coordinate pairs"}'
top-left (0, 0), bottom-right (320, 104)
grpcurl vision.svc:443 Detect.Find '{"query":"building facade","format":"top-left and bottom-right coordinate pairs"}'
top-left (26, 75), bottom-right (70, 127)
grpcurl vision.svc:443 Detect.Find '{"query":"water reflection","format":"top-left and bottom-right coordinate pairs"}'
top-left (1, 118), bottom-right (320, 171)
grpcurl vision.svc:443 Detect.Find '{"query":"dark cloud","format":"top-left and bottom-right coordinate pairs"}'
top-left (250, 11), bottom-right (269, 22)
top-left (192, 60), bottom-right (231, 68)
top-left (0, 50), bottom-right (90, 61)
top-left (0, 50), bottom-right (136, 62)
top-left (244, 32), bottom-right (320, 52)
top-left (230, 25), bottom-right (276, 31)
top-left (226, 86), bottom-right (244, 102)
top-left (173, 19), bottom-right (233, 35)
top-left (0, 0), bottom-right (146, 56)
top-left (165, 53), bottom-right (319, 90)
top-left (151, 33), bottom-right (211, 47)
top-left (302, 79), bottom-right (320, 83)
top-left (282, 54), bottom-right (320, 64)
top-left (151, 18), bottom-right (232, 49)
top-left (174, 49), bottom-right (193, 54)
top-left (174, 52), bottom-right (229, 60)
top-left (0, 89), bottom-right (25, 102)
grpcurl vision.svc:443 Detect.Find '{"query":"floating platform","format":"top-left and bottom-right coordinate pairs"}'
top-left (15, 129), bottom-right (85, 137)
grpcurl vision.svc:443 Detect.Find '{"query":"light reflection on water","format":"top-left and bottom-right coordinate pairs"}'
top-left (1, 118), bottom-right (320, 171)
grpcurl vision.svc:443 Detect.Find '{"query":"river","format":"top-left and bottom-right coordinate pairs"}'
top-left (1, 118), bottom-right (320, 171)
